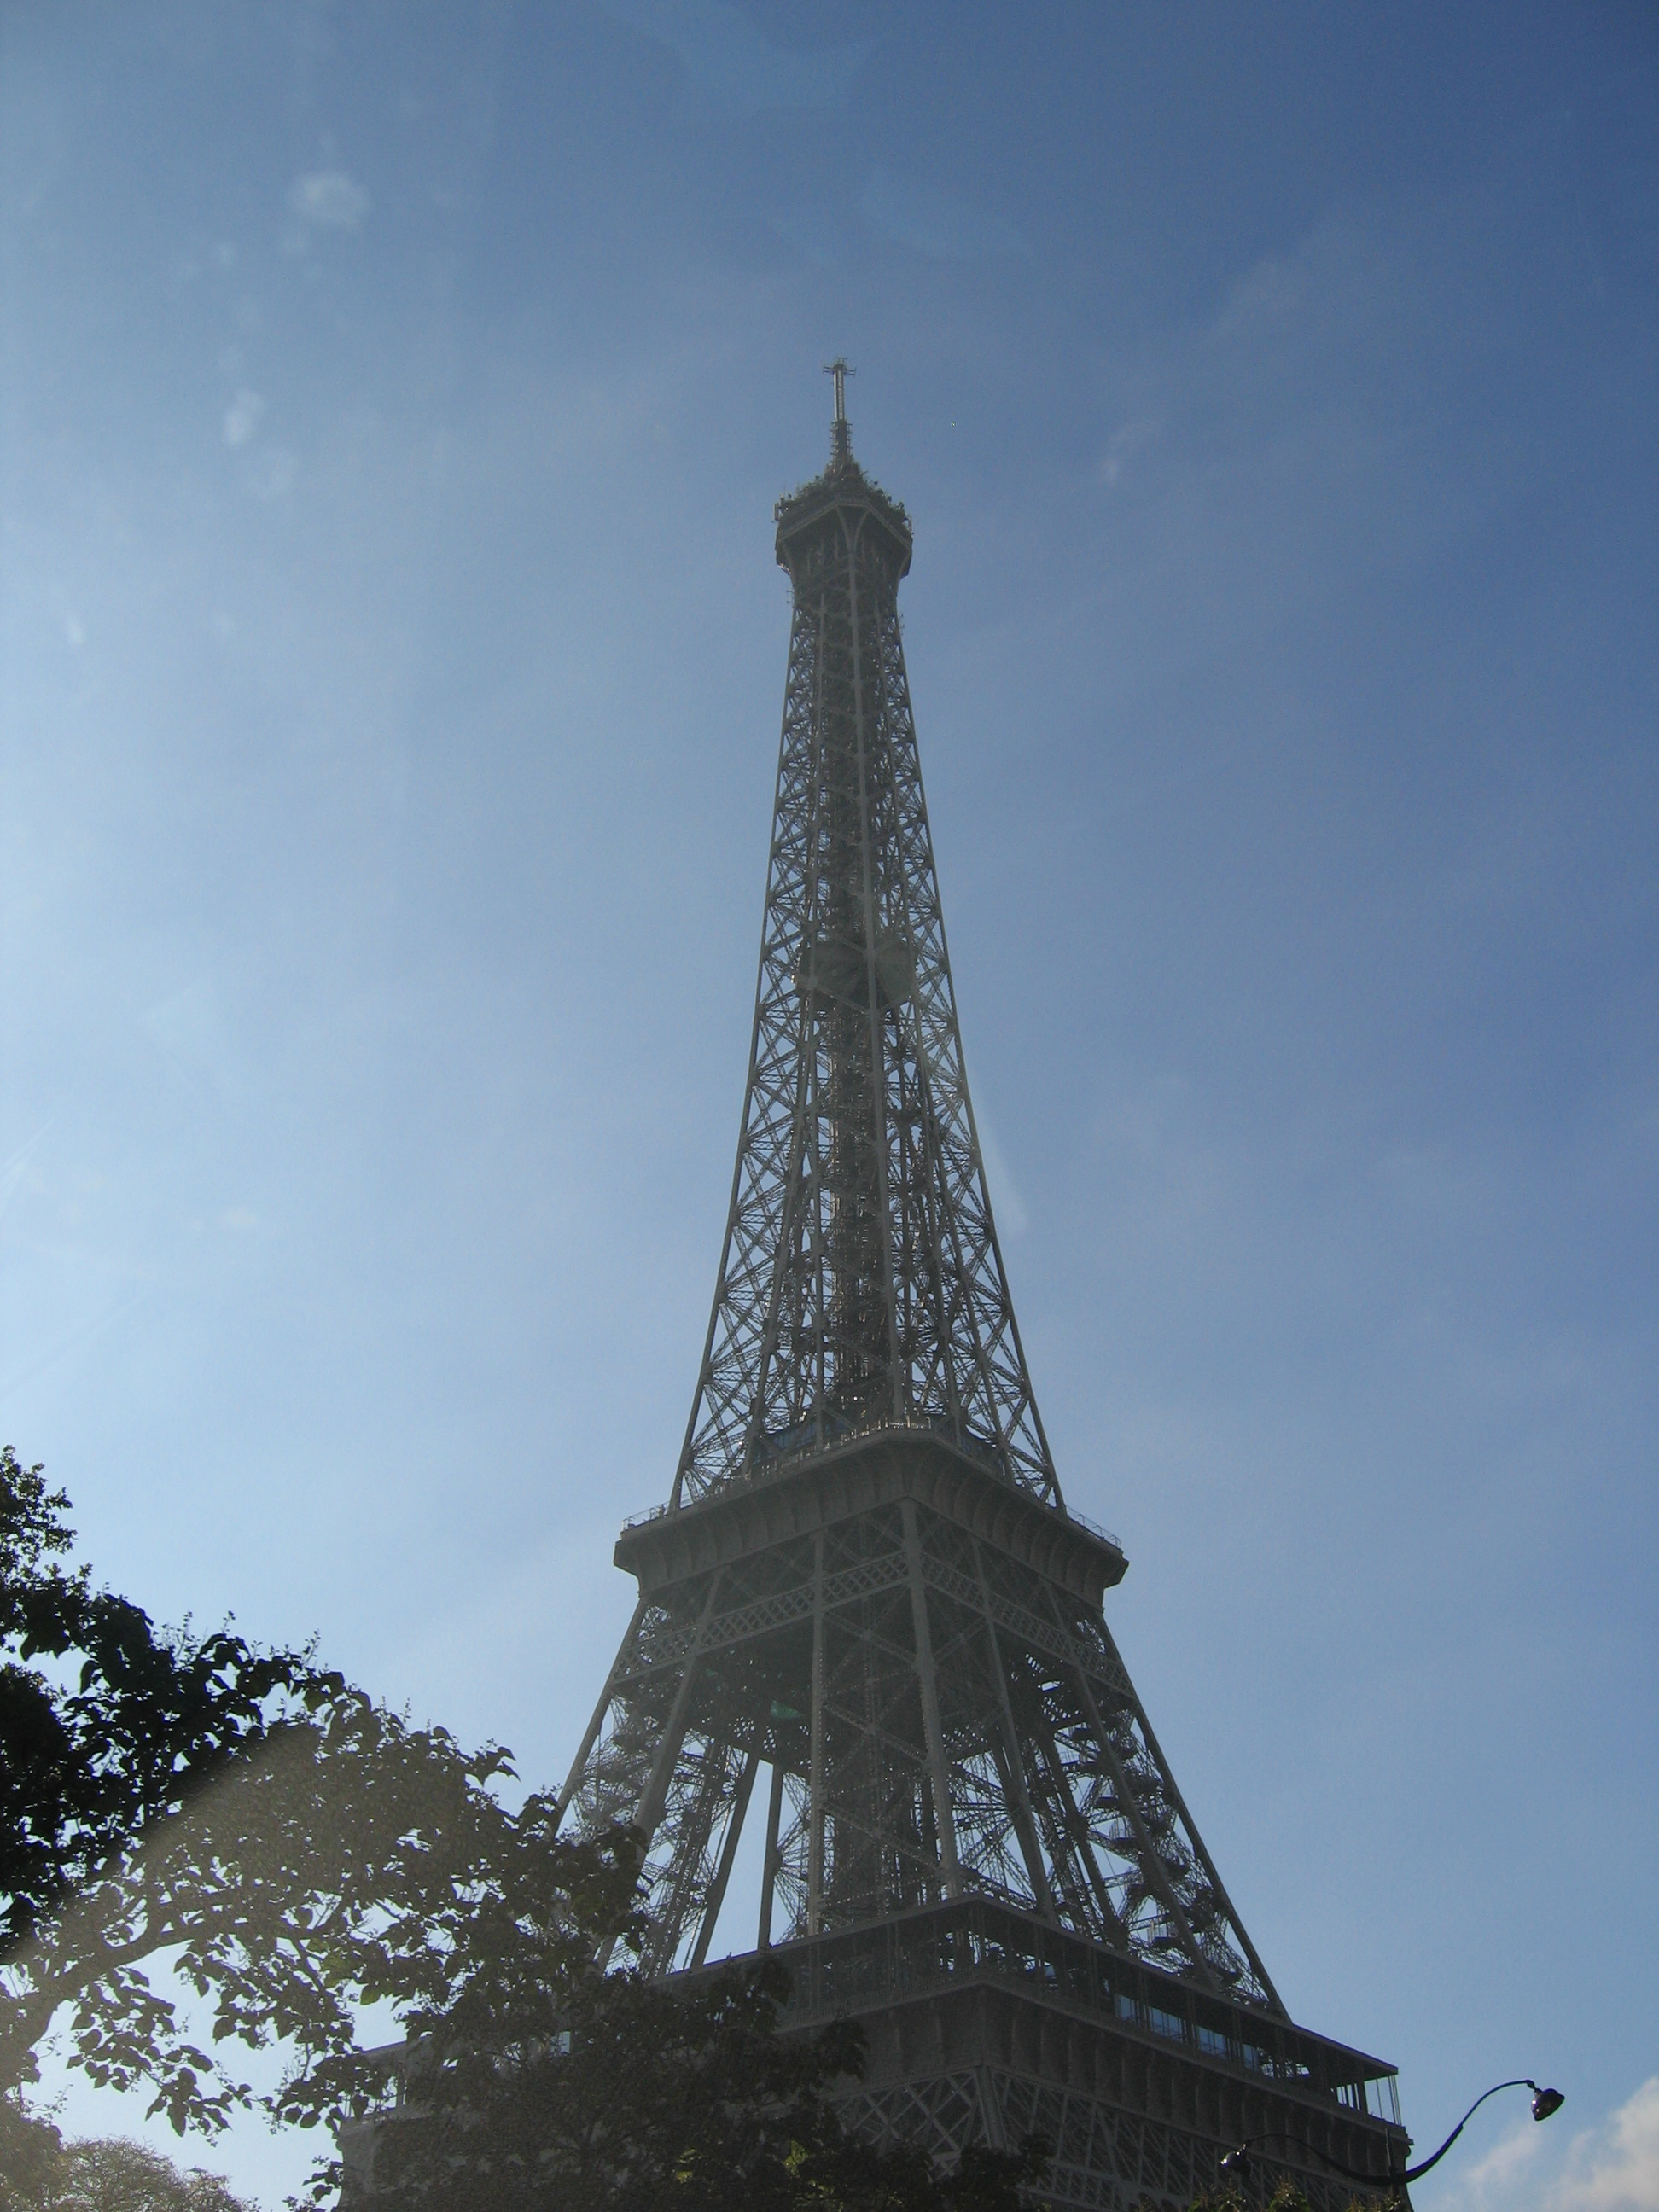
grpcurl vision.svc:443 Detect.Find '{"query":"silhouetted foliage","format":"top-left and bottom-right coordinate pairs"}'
top-left (6, 2134), bottom-right (257, 2212)
top-left (1185, 2183), bottom-right (1394, 2212)
top-left (1, 2093), bottom-right (64, 2212)
top-left (1, 1451), bottom-right (322, 1961)
top-left (0, 1449), bottom-right (515, 2156)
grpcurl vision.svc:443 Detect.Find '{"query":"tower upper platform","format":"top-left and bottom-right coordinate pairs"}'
top-left (775, 358), bottom-right (912, 575)
top-left (774, 449), bottom-right (913, 579)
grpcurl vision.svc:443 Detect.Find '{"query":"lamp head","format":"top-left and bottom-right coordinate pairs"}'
top-left (1219, 2145), bottom-right (1252, 2179)
top-left (1531, 2086), bottom-right (1565, 2122)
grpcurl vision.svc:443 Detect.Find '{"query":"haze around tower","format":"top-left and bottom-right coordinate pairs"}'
top-left (1, 7), bottom-right (1655, 2209)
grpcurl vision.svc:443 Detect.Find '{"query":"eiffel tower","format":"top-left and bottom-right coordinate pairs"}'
top-left (556, 370), bottom-right (1408, 2210)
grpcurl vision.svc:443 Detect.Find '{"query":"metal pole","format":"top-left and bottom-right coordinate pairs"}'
top-left (551, 1593), bottom-right (647, 1831)
top-left (970, 1540), bottom-right (1056, 1915)
top-left (757, 1753), bottom-right (787, 1951)
top-left (690, 1736), bottom-right (762, 1968)
top-left (808, 1528), bottom-right (827, 1935)
top-left (902, 1497), bottom-right (961, 1895)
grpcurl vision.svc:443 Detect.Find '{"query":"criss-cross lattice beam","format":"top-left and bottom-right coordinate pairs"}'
top-left (560, 1481), bottom-right (1280, 2010)
top-left (672, 461), bottom-right (1058, 1505)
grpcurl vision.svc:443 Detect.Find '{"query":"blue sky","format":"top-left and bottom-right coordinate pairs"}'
top-left (3, 4), bottom-right (1656, 2205)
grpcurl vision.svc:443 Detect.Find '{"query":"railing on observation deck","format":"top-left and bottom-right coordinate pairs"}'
top-left (620, 1410), bottom-right (1120, 1555)
top-left (683, 1894), bottom-right (1402, 2131)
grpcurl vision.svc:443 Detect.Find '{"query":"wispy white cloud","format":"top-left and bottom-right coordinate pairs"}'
top-left (287, 168), bottom-right (370, 230)
top-left (0, 1127), bottom-right (51, 1219)
top-left (1438, 2081), bottom-right (1659, 2212)
top-left (860, 165), bottom-right (1025, 261)
top-left (1444, 2110), bottom-right (1548, 2212)
top-left (245, 445), bottom-right (298, 500)
top-left (975, 1112), bottom-right (1031, 1237)
top-left (599, 0), bottom-right (870, 115)
top-left (1074, 206), bottom-right (1495, 672)
top-left (221, 388), bottom-right (263, 447)
top-left (1547, 2078), bottom-right (1659, 2212)
top-left (1097, 416), bottom-right (1161, 488)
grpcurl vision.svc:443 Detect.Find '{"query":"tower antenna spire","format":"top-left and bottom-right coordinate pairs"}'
top-left (823, 356), bottom-right (854, 463)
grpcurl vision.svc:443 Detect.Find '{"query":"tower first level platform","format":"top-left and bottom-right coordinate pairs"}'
top-left (557, 1428), bottom-right (1406, 2209)
top-left (722, 1899), bottom-right (1404, 2212)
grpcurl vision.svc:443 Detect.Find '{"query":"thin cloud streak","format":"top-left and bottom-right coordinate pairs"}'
top-left (860, 164), bottom-right (1026, 260)
top-left (597, 0), bottom-right (872, 114)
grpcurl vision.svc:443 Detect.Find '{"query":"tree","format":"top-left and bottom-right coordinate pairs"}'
top-left (1185, 2186), bottom-right (1388, 2212)
top-left (364, 1971), bottom-right (1048, 2212)
top-left (330, 1812), bottom-right (1046, 2212)
top-left (0, 1449), bottom-right (515, 2158)
top-left (21, 2135), bottom-right (257, 2212)
top-left (2, 1452), bottom-right (321, 1965)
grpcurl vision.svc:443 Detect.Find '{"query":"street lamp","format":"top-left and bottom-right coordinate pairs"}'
top-left (1218, 2075), bottom-right (1564, 2197)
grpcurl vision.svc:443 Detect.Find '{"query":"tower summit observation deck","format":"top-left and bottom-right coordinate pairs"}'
top-left (556, 376), bottom-right (1408, 2210)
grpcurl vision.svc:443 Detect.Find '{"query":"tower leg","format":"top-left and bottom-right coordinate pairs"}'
top-left (903, 1499), bottom-right (962, 1895)
top-left (808, 1530), bottom-right (826, 1936)
top-left (757, 1754), bottom-right (787, 1951)
top-left (690, 1737), bottom-right (762, 1968)
top-left (552, 1594), bottom-right (646, 1829)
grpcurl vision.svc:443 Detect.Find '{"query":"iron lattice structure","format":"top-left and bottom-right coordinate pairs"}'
top-left (558, 387), bottom-right (1407, 2211)
top-left (672, 392), bottom-right (1052, 1513)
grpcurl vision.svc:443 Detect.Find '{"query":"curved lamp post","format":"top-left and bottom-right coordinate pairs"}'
top-left (1219, 2076), bottom-right (1564, 2197)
